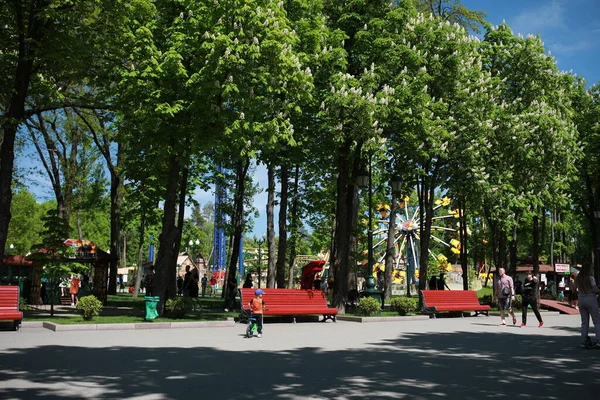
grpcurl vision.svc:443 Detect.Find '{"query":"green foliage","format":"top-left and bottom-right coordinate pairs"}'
top-left (165, 297), bottom-right (193, 319)
top-left (357, 296), bottom-right (381, 316)
top-left (19, 297), bottom-right (31, 311)
top-left (479, 294), bottom-right (494, 307)
top-left (6, 190), bottom-right (47, 254)
top-left (390, 296), bottom-right (418, 316)
top-left (75, 295), bottom-right (103, 320)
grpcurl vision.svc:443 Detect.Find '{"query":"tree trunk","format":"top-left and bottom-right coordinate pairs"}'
top-left (384, 191), bottom-right (397, 301)
top-left (0, 3), bottom-right (40, 267)
top-left (133, 210), bottom-right (146, 299)
top-left (154, 154), bottom-right (183, 311)
top-left (532, 211), bottom-right (540, 275)
top-left (287, 165), bottom-right (300, 288)
top-left (509, 212), bottom-right (521, 276)
top-left (417, 172), bottom-right (435, 293)
top-left (459, 199), bottom-right (469, 290)
top-left (331, 139), bottom-right (357, 312)
top-left (266, 163), bottom-right (276, 288)
top-left (226, 158), bottom-right (250, 301)
top-left (107, 166), bottom-right (123, 295)
top-left (498, 228), bottom-right (507, 268)
top-left (276, 164), bottom-right (288, 288)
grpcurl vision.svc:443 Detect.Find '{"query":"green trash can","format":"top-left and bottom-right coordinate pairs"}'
top-left (145, 296), bottom-right (160, 321)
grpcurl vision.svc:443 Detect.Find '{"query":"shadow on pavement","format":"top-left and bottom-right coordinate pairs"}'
top-left (0, 329), bottom-right (597, 399)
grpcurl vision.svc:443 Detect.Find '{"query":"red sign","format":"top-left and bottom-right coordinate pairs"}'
top-left (64, 239), bottom-right (97, 259)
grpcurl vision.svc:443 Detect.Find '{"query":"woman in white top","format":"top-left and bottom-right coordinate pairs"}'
top-left (575, 263), bottom-right (600, 349)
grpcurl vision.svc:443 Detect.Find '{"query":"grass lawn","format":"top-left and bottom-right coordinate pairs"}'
top-left (106, 293), bottom-right (227, 310)
top-left (476, 286), bottom-right (493, 298)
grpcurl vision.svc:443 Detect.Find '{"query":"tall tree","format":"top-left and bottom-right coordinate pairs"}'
top-left (0, 0), bottom-right (151, 268)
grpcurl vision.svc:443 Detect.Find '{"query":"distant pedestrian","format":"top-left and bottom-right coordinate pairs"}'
top-left (144, 267), bottom-right (155, 296)
top-left (243, 274), bottom-right (253, 289)
top-left (189, 268), bottom-right (199, 299)
top-left (520, 271), bottom-right (543, 328)
top-left (177, 275), bottom-right (183, 296)
top-left (568, 274), bottom-right (578, 310)
top-left (575, 263), bottom-right (600, 349)
top-left (495, 267), bottom-right (516, 326)
top-left (201, 274), bottom-right (208, 297)
top-left (210, 276), bottom-right (217, 297)
top-left (428, 275), bottom-right (437, 290)
top-left (69, 275), bottom-right (80, 306)
top-left (118, 274), bottom-right (125, 293)
top-left (183, 266), bottom-right (192, 297)
top-left (437, 273), bottom-right (449, 291)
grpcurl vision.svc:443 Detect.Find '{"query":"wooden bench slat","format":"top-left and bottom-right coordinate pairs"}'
top-left (0, 286), bottom-right (23, 330)
top-left (420, 290), bottom-right (490, 317)
top-left (240, 288), bottom-right (337, 321)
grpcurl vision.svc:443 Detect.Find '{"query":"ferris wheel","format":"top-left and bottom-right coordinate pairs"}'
top-left (371, 196), bottom-right (460, 281)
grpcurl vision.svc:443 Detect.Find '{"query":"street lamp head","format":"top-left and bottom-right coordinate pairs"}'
top-left (390, 176), bottom-right (403, 195)
top-left (188, 240), bottom-right (193, 246)
top-left (195, 239), bottom-right (200, 245)
top-left (9, 244), bottom-right (14, 249)
top-left (594, 209), bottom-right (600, 220)
top-left (356, 168), bottom-right (369, 188)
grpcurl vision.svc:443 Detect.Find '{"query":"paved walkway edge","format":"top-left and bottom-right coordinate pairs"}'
top-left (337, 315), bottom-right (430, 323)
top-left (21, 319), bottom-right (235, 332)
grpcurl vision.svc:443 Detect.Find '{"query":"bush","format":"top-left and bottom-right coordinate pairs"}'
top-left (390, 297), bottom-right (418, 316)
top-left (76, 295), bottom-right (103, 320)
top-left (166, 297), bottom-right (193, 319)
top-left (357, 297), bottom-right (381, 316)
top-left (480, 294), bottom-right (495, 306)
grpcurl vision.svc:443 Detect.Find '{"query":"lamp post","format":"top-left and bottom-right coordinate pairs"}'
top-left (357, 162), bottom-right (374, 289)
top-left (255, 236), bottom-right (265, 288)
top-left (594, 208), bottom-right (600, 279)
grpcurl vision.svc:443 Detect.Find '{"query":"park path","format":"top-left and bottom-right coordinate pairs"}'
top-left (0, 314), bottom-right (597, 399)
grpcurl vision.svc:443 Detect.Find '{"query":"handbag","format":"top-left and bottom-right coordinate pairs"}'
top-left (501, 287), bottom-right (511, 296)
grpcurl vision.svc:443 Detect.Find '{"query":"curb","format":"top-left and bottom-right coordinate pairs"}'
top-left (25, 318), bottom-right (235, 332)
top-left (337, 315), bottom-right (431, 323)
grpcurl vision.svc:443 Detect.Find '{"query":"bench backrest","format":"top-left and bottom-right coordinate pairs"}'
top-left (420, 290), bottom-right (480, 305)
top-left (240, 288), bottom-right (328, 309)
top-left (0, 286), bottom-right (20, 311)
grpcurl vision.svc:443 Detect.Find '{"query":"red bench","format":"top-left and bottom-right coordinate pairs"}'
top-left (0, 286), bottom-right (23, 331)
top-left (240, 288), bottom-right (337, 322)
top-left (420, 290), bottom-right (490, 318)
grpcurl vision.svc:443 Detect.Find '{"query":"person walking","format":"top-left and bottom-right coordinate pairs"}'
top-left (520, 271), bottom-right (543, 328)
top-left (568, 273), bottom-right (578, 310)
top-left (201, 274), bottom-right (208, 297)
top-left (575, 263), bottom-right (600, 349)
top-left (495, 267), bottom-right (516, 326)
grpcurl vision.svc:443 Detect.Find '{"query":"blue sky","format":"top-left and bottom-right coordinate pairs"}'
top-left (19, 0), bottom-right (599, 237)
top-left (463, 0), bottom-right (600, 85)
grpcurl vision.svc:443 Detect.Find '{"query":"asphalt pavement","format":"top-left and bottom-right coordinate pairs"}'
top-left (0, 313), bottom-right (597, 399)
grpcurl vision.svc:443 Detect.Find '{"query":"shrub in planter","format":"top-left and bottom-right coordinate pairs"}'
top-left (357, 297), bottom-right (381, 316)
top-left (76, 295), bottom-right (103, 320)
top-left (166, 297), bottom-right (193, 319)
top-left (391, 297), bottom-right (418, 316)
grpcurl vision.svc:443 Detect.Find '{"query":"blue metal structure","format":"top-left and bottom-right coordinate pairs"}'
top-left (212, 165), bottom-right (227, 274)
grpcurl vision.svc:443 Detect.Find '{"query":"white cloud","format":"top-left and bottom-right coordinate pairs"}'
top-left (550, 40), bottom-right (595, 55)
top-left (510, 0), bottom-right (565, 36)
